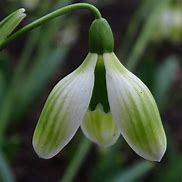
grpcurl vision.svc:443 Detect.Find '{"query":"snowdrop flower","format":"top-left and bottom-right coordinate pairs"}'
top-left (33, 18), bottom-right (166, 161)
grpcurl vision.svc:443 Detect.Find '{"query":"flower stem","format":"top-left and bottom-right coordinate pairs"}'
top-left (61, 138), bottom-right (92, 182)
top-left (0, 3), bottom-right (102, 50)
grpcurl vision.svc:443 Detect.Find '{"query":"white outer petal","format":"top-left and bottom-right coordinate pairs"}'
top-left (104, 53), bottom-right (167, 161)
top-left (33, 53), bottom-right (97, 159)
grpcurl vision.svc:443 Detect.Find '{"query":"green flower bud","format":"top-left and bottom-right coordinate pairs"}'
top-left (0, 8), bottom-right (26, 45)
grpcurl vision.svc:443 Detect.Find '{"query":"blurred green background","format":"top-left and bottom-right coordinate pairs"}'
top-left (0, 0), bottom-right (182, 181)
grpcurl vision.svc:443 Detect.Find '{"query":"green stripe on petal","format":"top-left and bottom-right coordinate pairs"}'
top-left (81, 104), bottom-right (120, 147)
top-left (33, 53), bottom-right (97, 159)
top-left (104, 53), bottom-right (167, 162)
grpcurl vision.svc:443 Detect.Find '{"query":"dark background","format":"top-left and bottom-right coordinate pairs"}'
top-left (0, 0), bottom-right (182, 181)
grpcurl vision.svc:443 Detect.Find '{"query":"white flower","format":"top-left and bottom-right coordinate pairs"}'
top-left (32, 18), bottom-right (166, 161)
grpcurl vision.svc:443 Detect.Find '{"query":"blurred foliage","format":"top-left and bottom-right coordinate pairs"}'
top-left (152, 3), bottom-right (182, 43)
top-left (0, 0), bottom-right (182, 181)
top-left (110, 161), bottom-right (154, 182)
top-left (153, 56), bottom-right (180, 111)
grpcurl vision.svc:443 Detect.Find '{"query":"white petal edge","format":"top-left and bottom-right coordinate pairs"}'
top-left (104, 53), bottom-right (167, 161)
top-left (33, 53), bottom-right (97, 159)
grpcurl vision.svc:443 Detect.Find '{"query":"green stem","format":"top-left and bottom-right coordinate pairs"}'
top-left (0, 150), bottom-right (14, 182)
top-left (61, 138), bottom-right (92, 182)
top-left (0, 3), bottom-right (102, 50)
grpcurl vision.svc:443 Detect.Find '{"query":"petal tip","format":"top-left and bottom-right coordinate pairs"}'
top-left (32, 139), bottom-right (55, 159)
top-left (19, 8), bottom-right (26, 13)
top-left (155, 144), bottom-right (167, 162)
top-left (139, 142), bottom-right (167, 162)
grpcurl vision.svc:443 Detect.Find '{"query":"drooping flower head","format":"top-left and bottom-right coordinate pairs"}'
top-left (33, 18), bottom-right (166, 161)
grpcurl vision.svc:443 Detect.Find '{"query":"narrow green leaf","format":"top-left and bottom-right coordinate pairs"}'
top-left (126, 0), bottom-right (172, 70)
top-left (0, 150), bottom-right (14, 182)
top-left (156, 155), bottom-right (182, 182)
top-left (111, 161), bottom-right (154, 182)
top-left (0, 71), bottom-right (5, 106)
top-left (121, 0), bottom-right (159, 55)
top-left (153, 56), bottom-right (180, 111)
top-left (90, 144), bottom-right (124, 182)
top-left (61, 138), bottom-right (91, 182)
